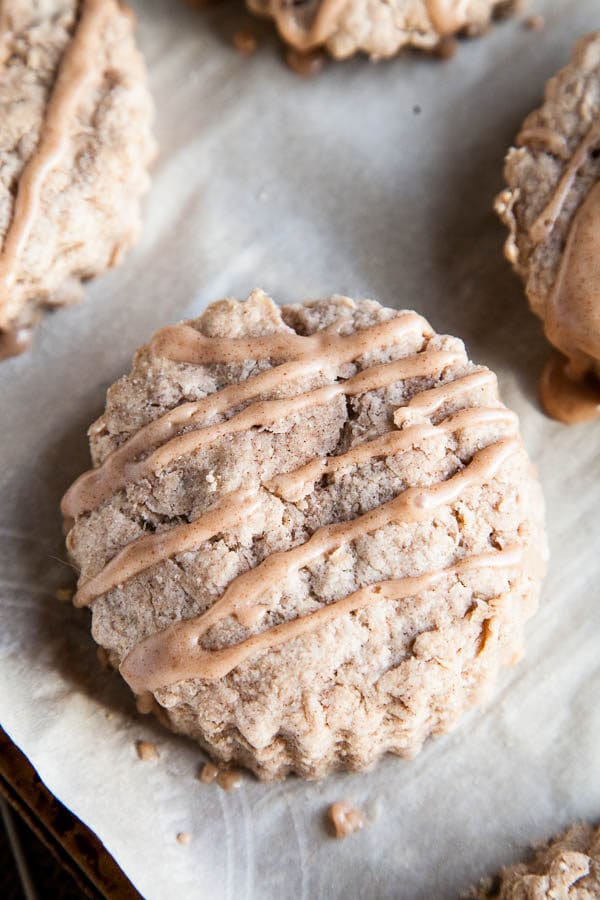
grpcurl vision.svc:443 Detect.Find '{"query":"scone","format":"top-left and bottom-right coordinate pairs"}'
top-left (246, 0), bottom-right (516, 62)
top-left (469, 822), bottom-right (600, 898)
top-left (0, 0), bottom-right (154, 360)
top-left (62, 290), bottom-right (546, 781)
top-left (495, 32), bottom-right (600, 424)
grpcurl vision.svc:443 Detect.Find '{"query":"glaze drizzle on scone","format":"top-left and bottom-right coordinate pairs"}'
top-left (64, 291), bottom-right (546, 780)
top-left (0, 0), bottom-right (154, 356)
top-left (496, 32), bottom-right (600, 423)
top-left (246, 0), bottom-right (516, 62)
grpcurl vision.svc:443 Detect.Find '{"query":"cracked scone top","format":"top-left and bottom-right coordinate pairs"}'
top-left (495, 32), bottom-right (600, 424)
top-left (63, 291), bottom-right (546, 780)
top-left (0, 0), bottom-right (154, 358)
top-left (246, 0), bottom-right (516, 61)
top-left (469, 822), bottom-right (600, 899)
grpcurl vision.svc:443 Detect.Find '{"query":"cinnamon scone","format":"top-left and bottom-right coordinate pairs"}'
top-left (0, 0), bottom-right (154, 360)
top-left (246, 0), bottom-right (517, 62)
top-left (469, 822), bottom-right (600, 898)
top-left (62, 290), bottom-right (546, 780)
top-left (495, 32), bottom-right (600, 424)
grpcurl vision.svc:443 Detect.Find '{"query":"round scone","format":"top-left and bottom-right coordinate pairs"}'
top-left (468, 822), bottom-right (600, 899)
top-left (62, 290), bottom-right (546, 781)
top-left (246, 0), bottom-right (516, 62)
top-left (0, 0), bottom-right (154, 359)
top-left (495, 32), bottom-right (600, 424)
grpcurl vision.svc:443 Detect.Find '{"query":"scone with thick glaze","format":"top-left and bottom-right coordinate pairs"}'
top-left (495, 32), bottom-right (600, 424)
top-left (247, 0), bottom-right (516, 62)
top-left (469, 822), bottom-right (600, 898)
top-left (62, 291), bottom-right (546, 781)
top-left (0, 0), bottom-right (155, 359)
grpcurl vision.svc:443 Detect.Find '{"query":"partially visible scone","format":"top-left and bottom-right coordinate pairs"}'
top-left (246, 0), bottom-right (516, 61)
top-left (495, 32), bottom-right (600, 423)
top-left (0, 0), bottom-right (155, 359)
top-left (469, 822), bottom-right (600, 898)
top-left (62, 290), bottom-right (546, 781)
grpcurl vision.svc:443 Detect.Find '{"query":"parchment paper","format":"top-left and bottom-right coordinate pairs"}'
top-left (1, 1), bottom-right (599, 896)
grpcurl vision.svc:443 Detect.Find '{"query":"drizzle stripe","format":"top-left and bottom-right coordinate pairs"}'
top-left (75, 438), bottom-right (518, 612)
top-left (74, 414), bottom-right (517, 607)
top-left (266, 406), bottom-right (516, 502)
top-left (73, 490), bottom-right (260, 608)
top-left (0, 0), bottom-right (111, 313)
top-left (120, 544), bottom-right (523, 691)
top-left (529, 123), bottom-right (600, 244)
top-left (273, 0), bottom-right (348, 52)
top-left (150, 313), bottom-right (429, 365)
top-left (62, 312), bottom-right (431, 518)
top-left (393, 368), bottom-right (496, 423)
top-left (146, 349), bottom-right (461, 473)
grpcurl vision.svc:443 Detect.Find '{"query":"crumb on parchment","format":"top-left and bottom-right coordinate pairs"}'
top-left (328, 800), bottom-right (366, 838)
top-left (136, 740), bottom-right (158, 762)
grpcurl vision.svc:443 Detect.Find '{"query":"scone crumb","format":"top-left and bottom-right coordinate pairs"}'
top-left (136, 740), bottom-right (159, 762)
top-left (135, 692), bottom-right (154, 715)
top-left (54, 587), bottom-right (73, 603)
top-left (285, 48), bottom-right (326, 78)
top-left (328, 800), bottom-right (366, 839)
top-left (233, 29), bottom-right (258, 55)
top-left (197, 762), bottom-right (219, 784)
top-left (435, 37), bottom-right (458, 60)
top-left (216, 769), bottom-right (243, 791)
top-left (523, 14), bottom-right (544, 31)
top-left (96, 646), bottom-right (110, 669)
top-left (176, 832), bottom-right (192, 846)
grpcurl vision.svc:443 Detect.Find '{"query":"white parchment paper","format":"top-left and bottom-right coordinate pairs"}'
top-left (1, 1), bottom-right (600, 896)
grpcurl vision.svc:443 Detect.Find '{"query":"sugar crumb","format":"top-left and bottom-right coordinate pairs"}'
top-left (328, 800), bottom-right (366, 839)
top-left (216, 769), bottom-right (243, 791)
top-left (197, 762), bottom-right (219, 784)
top-left (523, 14), bottom-right (544, 30)
top-left (434, 36), bottom-right (458, 60)
top-left (136, 740), bottom-right (158, 762)
top-left (233, 29), bottom-right (258, 55)
top-left (135, 692), bottom-right (154, 715)
top-left (285, 48), bottom-right (326, 78)
top-left (176, 832), bottom-right (192, 845)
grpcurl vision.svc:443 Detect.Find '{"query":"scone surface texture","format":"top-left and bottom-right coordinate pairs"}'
top-left (470, 822), bottom-right (600, 899)
top-left (63, 291), bottom-right (546, 780)
top-left (246, 0), bottom-right (515, 61)
top-left (0, 0), bottom-right (154, 356)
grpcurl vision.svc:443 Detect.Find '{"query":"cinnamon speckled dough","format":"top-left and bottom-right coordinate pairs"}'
top-left (0, 0), bottom-right (154, 347)
top-left (246, 0), bottom-right (516, 61)
top-left (468, 823), bottom-right (600, 899)
top-left (495, 31), bottom-right (600, 378)
top-left (65, 291), bottom-right (546, 780)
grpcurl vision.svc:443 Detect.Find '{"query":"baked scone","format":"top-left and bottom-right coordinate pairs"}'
top-left (62, 290), bottom-right (546, 780)
top-left (469, 822), bottom-right (600, 899)
top-left (0, 0), bottom-right (154, 359)
top-left (246, 0), bottom-right (516, 62)
top-left (495, 32), bottom-right (600, 424)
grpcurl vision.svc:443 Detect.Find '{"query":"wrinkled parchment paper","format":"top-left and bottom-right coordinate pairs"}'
top-left (1, 1), bottom-right (600, 896)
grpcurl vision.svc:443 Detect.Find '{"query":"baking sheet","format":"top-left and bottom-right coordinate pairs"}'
top-left (1, 1), bottom-right (600, 896)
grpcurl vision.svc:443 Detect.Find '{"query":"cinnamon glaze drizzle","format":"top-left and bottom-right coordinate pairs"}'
top-left (528, 122), bottom-right (600, 245)
top-left (65, 308), bottom-right (522, 691)
top-left (0, 0), bottom-right (111, 315)
top-left (120, 541), bottom-right (522, 693)
top-left (519, 122), bottom-right (600, 421)
top-left (271, 0), bottom-right (468, 54)
top-left (62, 311), bottom-right (433, 517)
